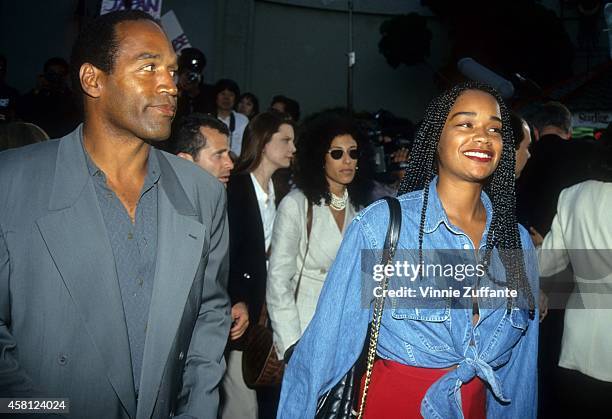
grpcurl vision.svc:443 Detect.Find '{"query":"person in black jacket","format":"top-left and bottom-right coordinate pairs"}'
top-left (226, 110), bottom-right (295, 418)
top-left (517, 101), bottom-right (596, 234)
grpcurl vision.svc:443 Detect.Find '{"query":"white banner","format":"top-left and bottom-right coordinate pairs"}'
top-left (161, 11), bottom-right (192, 53)
top-left (100, 0), bottom-right (163, 19)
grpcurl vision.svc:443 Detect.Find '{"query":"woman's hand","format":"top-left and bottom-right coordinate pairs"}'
top-left (538, 289), bottom-right (549, 322)
top-left (229, 302), bottom-right (250, 341)
top-left (529, 226), bottom-right (544, 247)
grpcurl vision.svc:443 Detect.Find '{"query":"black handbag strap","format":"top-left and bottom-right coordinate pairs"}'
top-left (314, 197), bottom-right (402, 418)
top-left (294, 200), bottom-right (314, 301)
top-left (356, 196), bottom-right (401, 418)
top-left (381, 196), bottom-right (401, 264)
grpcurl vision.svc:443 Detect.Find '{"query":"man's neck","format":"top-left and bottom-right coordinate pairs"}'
top-left (538, 126), bottom-right (570, 140)
top-left (83, 119), bottom-right (150, 182)
top-left (217, 109), bottom-right (232, 119)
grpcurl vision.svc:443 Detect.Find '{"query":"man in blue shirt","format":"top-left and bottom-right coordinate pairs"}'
top-left (0, 10), bottom-right (230, 418)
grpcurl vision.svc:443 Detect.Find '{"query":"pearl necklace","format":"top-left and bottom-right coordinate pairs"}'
top-left (330, 189), bottom-right (348, 211)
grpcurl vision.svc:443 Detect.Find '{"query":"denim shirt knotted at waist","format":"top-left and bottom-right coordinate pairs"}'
top-left (278, 178), bottom-right (539, 419)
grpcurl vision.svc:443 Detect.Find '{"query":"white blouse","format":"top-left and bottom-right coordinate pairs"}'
top-left (250, 172), bottom-right (276, 252)
top-left (266, 189), bottom-right (357, 358)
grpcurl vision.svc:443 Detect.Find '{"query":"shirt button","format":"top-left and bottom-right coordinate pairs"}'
top-left (128, 232), bottom-right (133, 240)
top-left (178, 351), bottom-right (184, 361)
top-left (137, 278), bottom-right (143, 286)
top-left (106, 193), bottom-right (113, 199)
top-left (463, 243), bottom-right (471, 250)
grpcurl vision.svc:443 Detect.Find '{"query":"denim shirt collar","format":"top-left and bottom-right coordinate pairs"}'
top-left (423, 176), bottom-right (493, 248)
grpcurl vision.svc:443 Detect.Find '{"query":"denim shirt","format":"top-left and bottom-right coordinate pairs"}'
top-left (278, 178), bottom-right (539, 419)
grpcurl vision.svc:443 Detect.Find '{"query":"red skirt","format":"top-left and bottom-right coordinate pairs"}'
top-left (359, 359), bottom-right (486, 419)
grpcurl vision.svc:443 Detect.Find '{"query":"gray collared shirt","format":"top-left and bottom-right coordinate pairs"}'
top-left (82, 141), bottom-right (159, 395)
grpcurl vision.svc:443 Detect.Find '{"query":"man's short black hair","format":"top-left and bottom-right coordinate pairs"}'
top-left (173, 113), bottom-right (230, 159)
top-left (70, 10), bottom-right (159, 96)
top-left (529, 101), bottom-right (572, 134)
top-left (271, 95), bottom-right (300, 121)
top-left (213, 79), bottom-right (240, 99)
top-left (44, 57), bottom-right (70, 74)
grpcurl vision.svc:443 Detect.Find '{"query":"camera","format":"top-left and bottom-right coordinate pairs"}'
top-left (185, 70), bottom-right (202, 84)
top-left (177, 48), bottom-right (207, 86)
top-left (358, 110), bottom-right (415, 181)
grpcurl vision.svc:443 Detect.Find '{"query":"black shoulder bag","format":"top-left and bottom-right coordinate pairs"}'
top-left (298, 196), bottom-right (402, 419)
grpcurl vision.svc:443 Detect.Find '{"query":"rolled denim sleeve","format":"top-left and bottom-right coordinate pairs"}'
top-left (487, 226), bottom-right (539, 418)
top-left (277, 218), bottom-right (372, 419)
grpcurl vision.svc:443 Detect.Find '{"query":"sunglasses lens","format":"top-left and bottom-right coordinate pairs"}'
top-left (329, 149), bottom-right (344, 160)
top-left (349, 149), bottom-right (360, 160)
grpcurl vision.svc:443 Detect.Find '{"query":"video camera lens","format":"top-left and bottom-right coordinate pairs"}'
top-left (178, 48), bottom-right (207, 84)
top-left (186, 71), bottom-right (202, 84)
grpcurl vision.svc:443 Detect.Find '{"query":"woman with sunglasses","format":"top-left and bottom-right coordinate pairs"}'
top-left (266, 109), bottom-right (372, 363)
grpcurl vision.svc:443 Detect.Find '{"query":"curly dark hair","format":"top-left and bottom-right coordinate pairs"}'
top-left (293, 109), bottom-right (372, 210)
top-left (397, 81), bottom-right (535, 317)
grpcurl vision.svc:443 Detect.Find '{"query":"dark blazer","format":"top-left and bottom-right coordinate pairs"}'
top-left (0, 125), bottom-right (231, 419)
top-left (517, 134), bottom-right (597, 233)
top-left (226, 173), bottom-right (269, 324)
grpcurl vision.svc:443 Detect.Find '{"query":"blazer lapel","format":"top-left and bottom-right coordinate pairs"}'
top-left (137, 153), bottom-right (206, 419)
top-left (36, 128), bottom-right (136, 417)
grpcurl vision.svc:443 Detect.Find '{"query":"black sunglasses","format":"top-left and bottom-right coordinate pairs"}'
top-left (328, 149), bottom-right (360, 160)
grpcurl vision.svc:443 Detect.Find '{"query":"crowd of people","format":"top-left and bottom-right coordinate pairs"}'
top-left (1, 9), bottom-right (611, 419)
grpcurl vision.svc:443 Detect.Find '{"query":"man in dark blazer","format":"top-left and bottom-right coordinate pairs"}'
top-left (0, 11), bottom-right (230, 419)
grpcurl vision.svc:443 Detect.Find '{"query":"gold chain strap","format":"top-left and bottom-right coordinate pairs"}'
top-left (356, 247), bottom-right (396, 419)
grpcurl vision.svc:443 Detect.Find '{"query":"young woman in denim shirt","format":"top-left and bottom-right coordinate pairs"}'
top-left (278, 82), bottom-right (539, 419)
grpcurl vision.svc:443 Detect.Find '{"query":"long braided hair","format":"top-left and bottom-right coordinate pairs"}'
top-left (397, 81), bottom-right (535, 317)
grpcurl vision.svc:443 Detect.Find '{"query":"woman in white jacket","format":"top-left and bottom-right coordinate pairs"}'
top-left (266, 110), bottom-right (372, 359)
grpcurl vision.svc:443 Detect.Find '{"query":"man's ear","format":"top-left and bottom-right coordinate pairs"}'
top-left (79, 63), bottom-right (103, 99)
top-left (177, 152), bottom-right (194, 162)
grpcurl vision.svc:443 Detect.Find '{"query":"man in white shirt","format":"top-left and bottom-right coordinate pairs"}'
top-left (537, 180), bottom-right (612, 418)
top-left (213, 79), bottom-right (249, 157)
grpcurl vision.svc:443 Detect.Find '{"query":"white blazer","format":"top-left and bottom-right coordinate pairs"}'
top-left (538, 180), bottom-right (612, 382)
top-left (266, 189), bottom-right (357, 358)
